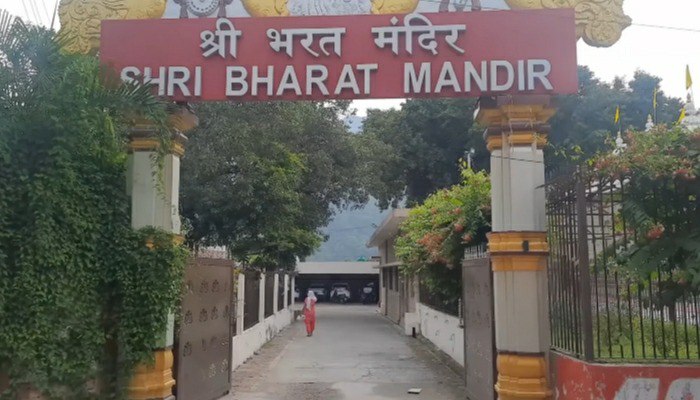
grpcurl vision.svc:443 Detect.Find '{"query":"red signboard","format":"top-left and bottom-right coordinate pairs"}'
top-left (100, 9), bottom-right (578, 102)
top-left (552, 352), bottom-right (700, 399)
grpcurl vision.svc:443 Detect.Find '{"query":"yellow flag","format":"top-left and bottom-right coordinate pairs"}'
top-left (614, 106), bottom-right (620, 124)
top-left (678, 108), bottom-right (686, 124)
top-left (687, 65), bottom-right (693, 90)
top-left (653, 88), bottom-right (658, 110)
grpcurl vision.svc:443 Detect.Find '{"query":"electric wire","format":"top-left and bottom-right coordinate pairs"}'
top-left (50, 0), bottom-right (59, 30)
top-left (19, 0), bottom-right (32, 23)
top-left (29, 0), bottom-right (44, 25)
top-left (12, 0), bottom-right (700, 34)
top-left (27, 0), bottom-right (44, 25)
top-left (416, 0), bottom-right (700, 34)
top-left (38, 0), bottom-right (52, 25)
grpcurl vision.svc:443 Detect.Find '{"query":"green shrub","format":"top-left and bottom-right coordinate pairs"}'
top-left (396, 168), bottom-right (490, 303)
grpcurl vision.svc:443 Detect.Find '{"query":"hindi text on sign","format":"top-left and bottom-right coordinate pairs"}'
top-left (101, 10), bottom-right (578, 101)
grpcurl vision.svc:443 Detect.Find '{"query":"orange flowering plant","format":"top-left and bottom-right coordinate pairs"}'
top-left (592, 125), bottom-right (700, 289)
top-left (395, 168), bottom-right (490, 301)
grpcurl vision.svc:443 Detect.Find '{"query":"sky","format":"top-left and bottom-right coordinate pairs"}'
top-left (4, 0), bottom-right (699, 116)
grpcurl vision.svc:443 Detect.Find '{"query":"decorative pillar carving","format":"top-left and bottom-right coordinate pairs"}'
top-left (127, 106), bottom-right (197, 400)
top-left (476, 95), bottom-right (556, 400)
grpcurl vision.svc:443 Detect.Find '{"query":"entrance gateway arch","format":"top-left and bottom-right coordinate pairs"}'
top-left (58, 1), bottom-right (630, 399)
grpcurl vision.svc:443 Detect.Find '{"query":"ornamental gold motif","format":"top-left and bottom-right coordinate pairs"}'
top-left (58, 0), bottom-right (630, 54)
top-left (505, 0), bottom-right (631, 47)
top-left (240, 0), bottom-right (420, 16)
top-left (58, 0), bottom-right (167, 54)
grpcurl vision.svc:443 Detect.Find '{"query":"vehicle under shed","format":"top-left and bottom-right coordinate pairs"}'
top-left (295, 261), bottom-right (379, 304)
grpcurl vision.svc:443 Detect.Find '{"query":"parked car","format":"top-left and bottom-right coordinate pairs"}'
top-left (361, 282), bottom-right (377, 304)
top-left (330, 283), bottom-right (351, 303)
top-left (307, 284), bottom-right (328, 301)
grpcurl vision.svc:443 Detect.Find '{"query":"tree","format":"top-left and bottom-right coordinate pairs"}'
top-left (181, 101), bottom-right (368, 269)
top-left (0, 12), bottom-right (186, 398)
top-left (593, 125), bottom-right (700, 305)
top-left (359, 98), bottom-right (484, 208)
top-left (548, 67), bottom-right (684, 169)
top-left (359, 68), bottom-right (684, 207)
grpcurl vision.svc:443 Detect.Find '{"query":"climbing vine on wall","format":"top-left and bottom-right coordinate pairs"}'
top-left (0, 15), bottom-right (187, 399)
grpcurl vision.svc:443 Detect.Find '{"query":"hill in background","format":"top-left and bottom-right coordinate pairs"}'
top-left (308, 114), bottom-right (393, 262)
top-left (308, 202), bottom-right (389, 261)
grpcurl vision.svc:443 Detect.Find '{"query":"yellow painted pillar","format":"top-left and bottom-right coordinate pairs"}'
top-left (476, 95), bottom-right (556, 400)
top-left (126, 107), bottom-right (198, 400)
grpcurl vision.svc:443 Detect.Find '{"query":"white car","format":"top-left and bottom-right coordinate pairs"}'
top-left (330, 283), bottom-right (351, 303)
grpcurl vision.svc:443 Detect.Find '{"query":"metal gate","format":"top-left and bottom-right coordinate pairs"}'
top-left (462, 250), bottom-right (496, 400)
top-left (176, 258), bottom-right (233, 400)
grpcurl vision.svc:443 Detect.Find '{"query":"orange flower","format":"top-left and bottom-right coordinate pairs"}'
top-left (646, 224), bottom-right (665, 241)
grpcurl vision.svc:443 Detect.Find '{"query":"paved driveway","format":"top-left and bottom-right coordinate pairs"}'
top-left (226, 304), bottom-right (465, 400)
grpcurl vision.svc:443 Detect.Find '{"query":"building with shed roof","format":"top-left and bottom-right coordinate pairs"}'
top-left (295, 261), bottom-right (379, 304)
top-left (367, 209), bottom-right (418, 329)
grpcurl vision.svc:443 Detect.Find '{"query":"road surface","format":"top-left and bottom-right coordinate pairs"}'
top-left (225, 304), bottom-right (465, 400)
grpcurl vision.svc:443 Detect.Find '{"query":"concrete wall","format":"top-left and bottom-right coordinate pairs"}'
top-left (552, 352), bottom-right (700, 400)
top-left (230, 272), bottom-right (294, 370)
top-left (387, 288), bottom-right (401, 324)
top-left (418, 303), bottom-right (464, 367)
top-left (231, 308), bottom-right (293, 370)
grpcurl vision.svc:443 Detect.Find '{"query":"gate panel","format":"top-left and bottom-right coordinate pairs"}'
top-left (177, 258), bottom-right (233, 400)
top-left (462, 256), bottom-right (496, 400)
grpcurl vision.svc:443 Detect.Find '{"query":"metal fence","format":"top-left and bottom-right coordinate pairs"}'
top-left (278, 274), bottom-right (286, 311)
top-left (546, 169), bottom-right (699, 361)
top-left (419, 272), bottom-right (462, 317)
top-left (264, 274), bottom-right (275, 318)
top-left (243, 271), bottom-right (260, 330)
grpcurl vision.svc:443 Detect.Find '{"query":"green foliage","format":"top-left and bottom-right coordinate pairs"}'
top-left (593, 126), bottom-right (700, 289)
top-left (548, 67), bottom-right (684, 169)
top-left (0, 14), bottom-right (187, 398)
top-left (358, 69), bottom-right (684, 207)
top-left (592, 312), bottom-right (699, 360)
top-left (395, 169), bottom-right (490, 302)
top-left (359, 98), bottom-right (484, 208)
top-left (181, 101), bottom-right (366, 270)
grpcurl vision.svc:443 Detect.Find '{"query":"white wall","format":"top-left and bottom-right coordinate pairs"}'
top-left (231, 308), bottom-right (293, 370)
top-left (418, 303), bottom-right (464, 367)
top-left (230, 273), bottom-right (294, 370)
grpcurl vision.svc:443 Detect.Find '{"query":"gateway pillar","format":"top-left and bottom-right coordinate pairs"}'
top-left (476, 96), bottom-right (555, 400)
top-left (126, 107), bottom-right (198, 400)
